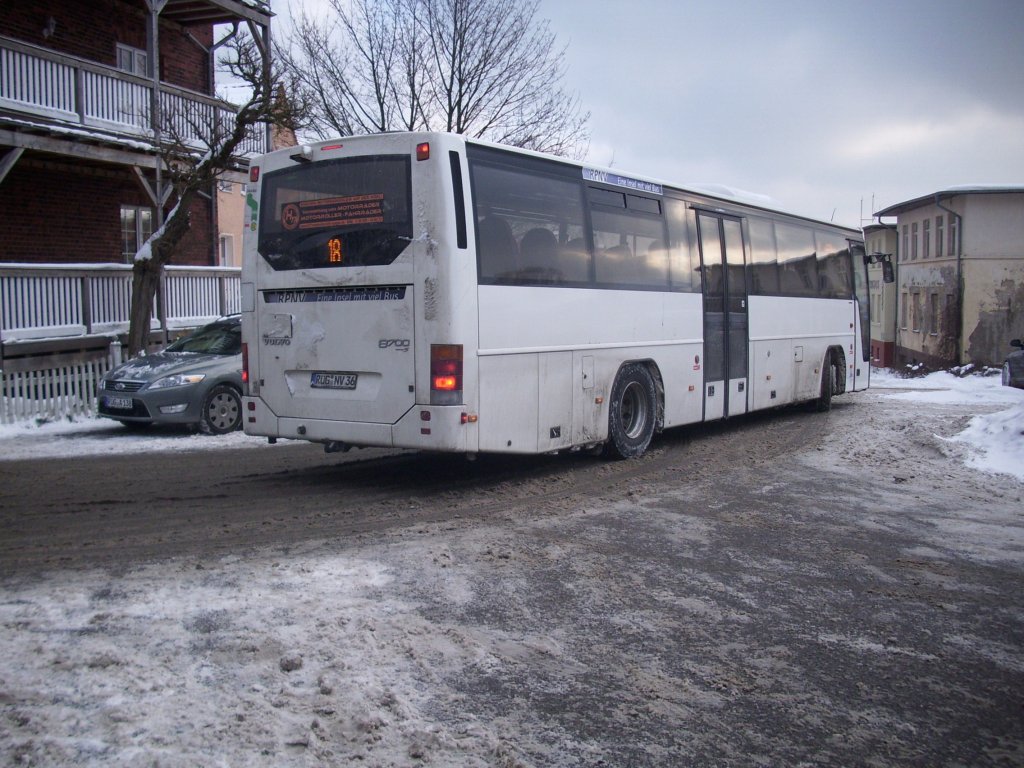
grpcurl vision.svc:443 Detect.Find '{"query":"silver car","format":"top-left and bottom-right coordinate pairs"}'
top-left (98, 316), bottom-right (243, 434)
top-left (1003, 339), bottom-right (1024, 389)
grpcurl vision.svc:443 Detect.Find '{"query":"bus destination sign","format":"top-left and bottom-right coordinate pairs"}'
top-left (280, 193), bottom-right (386, 231)
top-left (582, 168), bottom-right (663, 196)
top-left (264, 286), bottom-right (407, 303)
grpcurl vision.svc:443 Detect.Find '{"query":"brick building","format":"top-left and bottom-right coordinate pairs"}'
top-left (0, 0), bottom-right (271, 266)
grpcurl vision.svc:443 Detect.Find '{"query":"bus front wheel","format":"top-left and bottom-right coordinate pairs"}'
top-left (814, 353), bottom-right (835, 412)
top-left (604, 363), bottom-right (657, 459)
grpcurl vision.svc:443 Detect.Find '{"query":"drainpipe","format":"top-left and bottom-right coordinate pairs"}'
top-left (935, 193), bottom-right (964, 365)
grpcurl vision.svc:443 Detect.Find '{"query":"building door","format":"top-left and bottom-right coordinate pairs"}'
top-left (697, 212), bottom-right (749, 419)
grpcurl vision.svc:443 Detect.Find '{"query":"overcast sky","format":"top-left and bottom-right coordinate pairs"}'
top-left (265, 0), bottom-right (1024, 228)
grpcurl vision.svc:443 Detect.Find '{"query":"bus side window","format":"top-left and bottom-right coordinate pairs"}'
top-left (664, 198), bottom-right (700, 293)
top-left (748, 217), bottom-right (780, 295)
top-left (519, 227), bottom-right (561, 283)
top-left (478, 216), bottom-right (520, 279)
top-left (776, 223), bottom-right (818, 297)
top-left (591, 208), bottom-right (667, 288)
top-left (559, 237), bottom-right (591, 282)
top-left (815, 230), bottom-right (853, 299)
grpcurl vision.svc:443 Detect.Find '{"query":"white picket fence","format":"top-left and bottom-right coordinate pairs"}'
top-left (1, 350), bottom-right (116, 425)
top-left (0, 264), bottom-right (240, 425)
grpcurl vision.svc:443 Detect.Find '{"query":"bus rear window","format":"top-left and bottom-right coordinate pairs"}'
top-left (258, 155), bottom-right (412, 271)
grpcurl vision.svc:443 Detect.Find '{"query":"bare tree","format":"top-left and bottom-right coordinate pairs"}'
top-left (280, 0), bottom-right (589, 158)
top-left (281, 0), bottom-right (426, 137)
top-left (126, 36), bottom-right (304, 357)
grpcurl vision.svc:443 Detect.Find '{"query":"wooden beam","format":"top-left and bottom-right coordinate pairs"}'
top-left (0, 147), bottom-right (24, 185)
top-left (0, 130), bottom-right (160, 169)
top-left (132, 166), bottom-right (160, 207)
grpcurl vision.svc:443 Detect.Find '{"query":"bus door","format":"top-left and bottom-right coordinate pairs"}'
top-left (696, 212), bottom-right (749, 420)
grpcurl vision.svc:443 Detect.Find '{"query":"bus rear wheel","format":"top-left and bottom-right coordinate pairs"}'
top-left (604, 363), bottom-right (657, 459)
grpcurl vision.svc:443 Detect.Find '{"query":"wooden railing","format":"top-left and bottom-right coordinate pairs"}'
top-left (0, 35), bottom-right (266, 157)
top-left (0, 264), bottom-right (242, 424)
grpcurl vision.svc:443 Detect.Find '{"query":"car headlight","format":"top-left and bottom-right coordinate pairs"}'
top-left (148, 373), bottom-right (207, 390)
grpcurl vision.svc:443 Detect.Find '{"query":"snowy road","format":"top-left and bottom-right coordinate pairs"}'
top-left (1, 374), bottom-right (1023, 766)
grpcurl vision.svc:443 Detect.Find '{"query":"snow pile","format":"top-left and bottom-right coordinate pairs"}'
top-left (948, 404), bottom-right (1024, 481)
top-left (0, 418), bottom-right (274, 460)
top-left (871, 367), bottom-right (1024, 481)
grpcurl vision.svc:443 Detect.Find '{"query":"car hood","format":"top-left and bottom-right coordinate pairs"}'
top-left (105, 351), bottom-right (235, 383)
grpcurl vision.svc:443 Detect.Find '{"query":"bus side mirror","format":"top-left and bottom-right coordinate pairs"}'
top-left (1011, 339), bottom-right (1023, 349)
top-left (865, 252), bottom-right (895, 283)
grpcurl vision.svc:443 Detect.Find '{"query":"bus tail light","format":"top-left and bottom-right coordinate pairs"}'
top-left (249, 166), bottom-right (259, 183)
top-left (431, 344), bottom-right (462, 405)
top-left (242, 342), bottom-right (250, 389)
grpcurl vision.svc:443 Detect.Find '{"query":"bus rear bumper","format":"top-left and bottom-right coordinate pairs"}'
top-left (242, 397), bottom-right (475, 452)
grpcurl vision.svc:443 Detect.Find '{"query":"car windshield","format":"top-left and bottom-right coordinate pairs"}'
top-left (166, 322), bottom-right (241, 355)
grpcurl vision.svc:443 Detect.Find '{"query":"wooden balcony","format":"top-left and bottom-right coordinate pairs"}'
top-left (0, 34), bottom-right (267, 163)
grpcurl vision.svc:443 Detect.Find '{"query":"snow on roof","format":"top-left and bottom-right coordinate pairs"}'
top-left (683, 183), bottom-right (783, 210)
top-left (874, 185), bottom-right (1024, 218)
top-left (1, 115), bottom-right (158, 154)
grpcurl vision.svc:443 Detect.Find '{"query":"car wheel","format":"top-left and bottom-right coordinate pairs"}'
top-left (199, 385), bottom-right (241, 435)
top-left (603, 363), bottom-right (657, 459)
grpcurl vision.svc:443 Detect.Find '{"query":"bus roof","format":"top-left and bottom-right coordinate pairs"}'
top-left (266, 132), bottom-right (863, 238)
top-left (462, 135), bottom-right (862, 237)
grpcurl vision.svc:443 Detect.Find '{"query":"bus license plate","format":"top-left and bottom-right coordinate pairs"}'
top-left (106, 396), bottom-right (133, 410)
top-left (310, 372), bottom-right (358, 390)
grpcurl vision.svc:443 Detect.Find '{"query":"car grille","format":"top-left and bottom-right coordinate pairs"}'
top-left (103, 380), bottom-right (146, 392)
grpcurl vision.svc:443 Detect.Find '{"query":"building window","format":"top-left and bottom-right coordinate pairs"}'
top-left (911, 222), bottom-right (919, 260)
top-left (121, 205), bottom-right (154, 262)
top-left (219, 234), bottom-right (235, 267)
top-left (911, 292), bottom-right (921, 332)
top-left (901, 292), bottom-right (908, 329)
top-left (929, 292), bottom-right (939, 334)
top-left (902, 225), bottom-right (908, 262)
top-left (948, 214), bottom-right (959, 256)
top-left (922, 218), bottom-right (930, 259)
top-left (936, 216), bottom-right (944, 258)
top-left (116, 43), bottom-right (148, 76)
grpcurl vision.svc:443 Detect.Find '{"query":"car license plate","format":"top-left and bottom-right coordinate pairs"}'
top-left (310, 372), bottom-right (358, 390)
top-left (106, 396), bottom-right (133, 410)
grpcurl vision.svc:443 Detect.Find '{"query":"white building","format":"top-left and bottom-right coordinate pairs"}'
top-left (875, 187), bottom-right (1024, 369)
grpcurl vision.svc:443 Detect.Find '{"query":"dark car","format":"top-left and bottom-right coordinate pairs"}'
top-left (98, 316), bottom-right (243, 434)
top-left (1004, 339), bottom-right (1024, 389)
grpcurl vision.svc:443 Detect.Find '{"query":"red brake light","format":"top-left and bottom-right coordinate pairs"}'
top-left (433, 375), bottom-right (458, 391)
top-left (249, 166), bottom-right (259, 183)
top-left (430, 344), bottom-right (462, 403)
top-left (416, 142), bottom-right (430, 161)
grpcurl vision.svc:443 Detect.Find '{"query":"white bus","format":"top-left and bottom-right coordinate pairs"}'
top-left (240, 132), bottom-right (869, 459)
